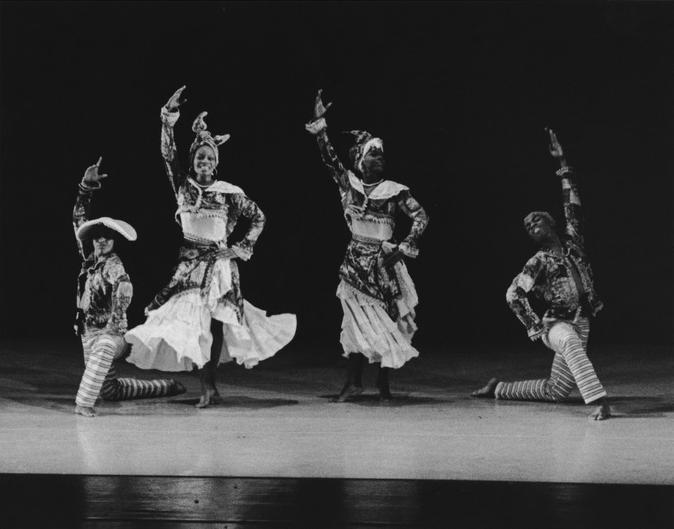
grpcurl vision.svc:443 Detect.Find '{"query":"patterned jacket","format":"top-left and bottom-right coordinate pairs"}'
top-left (506, 167), bottom-right (603, 340)
top-left (73, 183), bottom-right (133, 336)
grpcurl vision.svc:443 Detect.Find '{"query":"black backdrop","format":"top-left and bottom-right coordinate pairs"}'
top-left (1, 2), bottom-right (672, 354)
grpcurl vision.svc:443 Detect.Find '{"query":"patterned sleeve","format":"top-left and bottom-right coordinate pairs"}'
top-left (230, 194), bottom-right (266, 261)
top-left (72, 181), bottom-right (98, 260)
top-left (396, 190), bottom-right (429, 258)
top-left (306, 117), bottom-right (350, 192)
top-left (558, 166), bottom-right (584, 247)
top-left (506, 254), bottom-right (546, 340)
top-left (103, 257), bottom-right (133, 336)
top-left (160, 106), bottom-right (186, 200)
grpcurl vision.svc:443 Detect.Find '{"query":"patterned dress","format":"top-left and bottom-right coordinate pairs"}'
top-left (313, 128), bottom-right (429, 368)
top-left (125, 107), bottom-right (296, 372)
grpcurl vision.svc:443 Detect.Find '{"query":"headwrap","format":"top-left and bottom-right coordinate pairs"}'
top-left (343, 130), bottom-right (384, 172)
top-left (189, 111), bottom-right (231, 167)
top-left (523, 211), bottom-right (557, 229)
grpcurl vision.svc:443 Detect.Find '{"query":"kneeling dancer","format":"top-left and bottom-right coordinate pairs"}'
top-left (73, 157), bottom-right (185, 417)
top-left (473, 129), bottom-right (611, 420)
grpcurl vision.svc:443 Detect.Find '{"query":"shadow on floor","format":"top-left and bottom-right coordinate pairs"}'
top-left (318, 392), bottom-right (453, 407)
top-left (608, 396), bottom-right (674, 418)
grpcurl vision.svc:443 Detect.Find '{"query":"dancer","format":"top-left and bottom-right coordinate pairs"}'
top-left (305, 90), bottom-right (429, 401)
top-left (73, 157), bottom-right (185, 418)
top-left (125, 86), bottom-right (296, 408)
top-left (472, 128), bottom-right (611, 420)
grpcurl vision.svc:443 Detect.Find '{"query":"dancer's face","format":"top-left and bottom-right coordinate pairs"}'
top-left (193, 145), bottom-right (217, 182)
top-left (525, 213), bottom-right (555, 243)
top-left (89, 227), bottom-right (115, 257)
top-left (360, 148), bottom-right (385, 182)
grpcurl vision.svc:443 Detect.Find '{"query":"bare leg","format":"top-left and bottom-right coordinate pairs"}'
top-left (377, 366), bottom-right (392, 400)
top-left (589, 397), bottom-right (611, 421)
top-left (333, 353), bottom-right (365, 402)
top-left (196, 320), bottom-right (223, 409)
top-left (471, 378), bottom-right (499, 398)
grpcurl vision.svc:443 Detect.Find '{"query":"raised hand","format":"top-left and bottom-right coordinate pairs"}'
top-left (82, 157), bottom-right (109, 187)
top-left (313, 88), bottom-right (333, 120)
top-left (165, 85), bottom-right (187, 112)
top-left (545, 127), bottom-right (567, 165)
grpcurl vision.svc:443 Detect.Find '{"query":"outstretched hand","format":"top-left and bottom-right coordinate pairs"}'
top-left (545, 127), bottom-right (566, 164)
top-left (166, 85), bottom-right (187, 111)
top-left (313, 88), bottom-right (333, 120)
top-left (82, 157), bottom-right (109, 187)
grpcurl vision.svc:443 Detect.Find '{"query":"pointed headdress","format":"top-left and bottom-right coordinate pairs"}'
top-left (189, 111), bottom-right (231, 166)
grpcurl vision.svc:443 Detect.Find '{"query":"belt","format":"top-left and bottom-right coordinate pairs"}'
top-left (183, 234), bottom-right (227, 249)
top-left (351, 233), bottom-right (388, 245)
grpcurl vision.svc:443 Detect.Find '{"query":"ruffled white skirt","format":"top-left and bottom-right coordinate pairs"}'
top-left (125, 259), bottom-right (296, 372)
top-left (337, 260), bottom-right (419, 369)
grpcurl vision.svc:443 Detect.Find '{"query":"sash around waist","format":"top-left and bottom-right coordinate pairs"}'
top-left (183, 233), bottom-right (227, 248)
top-left (351, 233), bottom-right (390, 245)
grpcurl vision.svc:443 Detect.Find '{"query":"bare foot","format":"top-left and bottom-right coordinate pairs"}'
top-left (74, 405), bottom-right (96, 417)
top-left (589, 401), bottom-right (611, 421)
top-left (195, 388), bottom-right (220, 408)
top-left (471, 378), bottom-right (499, 398)
top-left (332, 384), bottom-right (363, 403)
top-left (170, 380), bottom-right (187, 396)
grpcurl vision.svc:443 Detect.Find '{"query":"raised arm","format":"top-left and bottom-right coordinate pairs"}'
top-left (73, 157), bottom-right (108, 260)
top-left (229, 194), bottom-right (266, 261)
top-left (547, 128), bottom-right (584, 246)
top-left (305, 89), bottom-right (350, 192)
top-left (161, 85), bottom-right (188, 199)
top-left (506, 254), bottom-right (546, 340)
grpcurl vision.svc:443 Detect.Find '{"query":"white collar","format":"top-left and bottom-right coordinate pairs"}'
top-left (187, 178), bottom-right (244, 195)
top-left (347, 171), bottom-right (408, 200)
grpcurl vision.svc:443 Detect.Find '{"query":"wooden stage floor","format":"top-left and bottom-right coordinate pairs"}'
top-left (0, 339), bottom-right (672, 527)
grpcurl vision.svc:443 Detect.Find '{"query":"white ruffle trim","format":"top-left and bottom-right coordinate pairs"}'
top-left (125, 258), bottom-right (296, 371)
top-left (335, 261), bottom-right (420, 369)
top-left (125, 292), bottom-right (296, 372)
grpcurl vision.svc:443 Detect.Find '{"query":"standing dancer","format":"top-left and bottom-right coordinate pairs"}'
top-left (472, 129), bottom-right (611, 420)
top-left (73, 158), bottom-right (185, 418)
top-left (126, 86), bottom-right (296, 408)
top-left (305, 90), bottom-right (429, 401)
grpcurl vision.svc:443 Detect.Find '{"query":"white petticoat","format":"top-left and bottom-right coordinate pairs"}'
top-left (125, 259), bottom-right (296, 372)
top-left (337, 260), bottom-right (419, 369)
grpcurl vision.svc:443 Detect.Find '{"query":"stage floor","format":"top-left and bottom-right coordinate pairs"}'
top-left (0, 340), bottom-right (672, 485)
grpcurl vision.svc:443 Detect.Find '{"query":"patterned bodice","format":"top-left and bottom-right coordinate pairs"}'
top-left (345, 207), bottom-right (394, 244)
top-left (176, 178), bottom-right (240, 243)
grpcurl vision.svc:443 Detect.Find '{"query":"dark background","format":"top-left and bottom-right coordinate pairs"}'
top-left (1, 1), bottom-right (672, 355)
